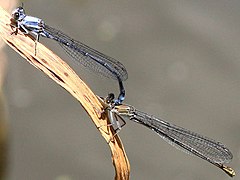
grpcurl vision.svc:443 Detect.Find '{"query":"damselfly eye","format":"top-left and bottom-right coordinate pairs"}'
top-left (13, 12), bottom-right (20, 20)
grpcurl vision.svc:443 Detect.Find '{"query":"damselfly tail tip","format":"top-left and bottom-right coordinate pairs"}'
top-left (221, 165), bottom-right (235, 177)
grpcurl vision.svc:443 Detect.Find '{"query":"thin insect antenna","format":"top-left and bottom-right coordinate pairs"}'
top-left (20, 2), bottom-right (26, 15)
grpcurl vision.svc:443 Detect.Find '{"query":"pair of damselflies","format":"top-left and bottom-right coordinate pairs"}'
top-left (10, 6), bottom-right (235, 177)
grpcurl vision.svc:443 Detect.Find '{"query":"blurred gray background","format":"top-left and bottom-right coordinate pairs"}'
top-left (2, 0), bottom-right (240, 179)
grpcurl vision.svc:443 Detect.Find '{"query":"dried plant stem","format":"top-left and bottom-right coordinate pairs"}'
top-left (0, 6), bottom-right (130, 180)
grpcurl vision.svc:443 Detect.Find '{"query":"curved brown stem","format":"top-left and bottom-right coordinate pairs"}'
top-left (0, 6), bottom-right (130, 180)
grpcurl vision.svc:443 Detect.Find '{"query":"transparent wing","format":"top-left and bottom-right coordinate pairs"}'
top-left (44, 25), bottom-right (128, 81)
top-left (130, 109), bottom-right (233, 164)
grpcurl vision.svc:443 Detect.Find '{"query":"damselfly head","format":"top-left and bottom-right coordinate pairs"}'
top-left (106, 93), bottom-right (115, 104)
top-left (11, 7), bottom-right (26, 21)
